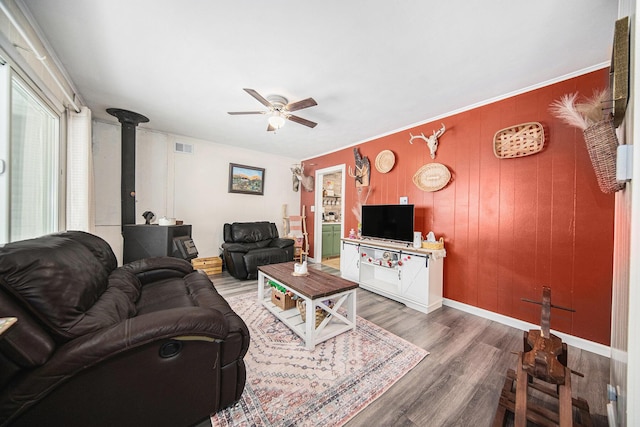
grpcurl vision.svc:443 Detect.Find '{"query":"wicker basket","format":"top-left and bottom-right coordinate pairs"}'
top-left (297, 299), bottom-right (333, 328)
top-left (412, 163), bottom-right (451, 192)
top-left (583, 119), bottom-right (625, 194)
top-left (375, 150), bottom-right (395, 173)
top-left (493, 122), bottom-right (544, 159)
top-left (421, 237), bottom-right (444, 250)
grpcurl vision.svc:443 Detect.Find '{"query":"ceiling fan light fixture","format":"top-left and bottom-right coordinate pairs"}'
top-left (268, 113), bottom-right (286, 129)
top-left (229, 89), bottom-right (317, 131)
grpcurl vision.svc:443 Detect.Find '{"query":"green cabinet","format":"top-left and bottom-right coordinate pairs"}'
top-left (322, 224), bottom-right (342, 258)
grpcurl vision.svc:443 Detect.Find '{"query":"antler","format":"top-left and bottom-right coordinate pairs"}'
top-left (348, 164), bottom-right (369, 184)
top-left (348, 164), bottom-right (369, 176)
top-left (433, 123), bottom-right (446, 138)
top-left (409, 132), bottom-right (428, 145)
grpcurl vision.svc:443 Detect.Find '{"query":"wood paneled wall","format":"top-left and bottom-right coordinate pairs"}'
top-left (301, 69), bottom-right (614, 345)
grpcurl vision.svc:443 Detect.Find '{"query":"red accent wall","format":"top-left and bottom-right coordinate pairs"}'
top-left (301, 69), bottom-right (614, 345)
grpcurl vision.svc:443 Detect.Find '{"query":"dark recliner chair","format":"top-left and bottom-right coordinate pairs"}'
top-left (221, 222), bottom-right (294, 280)
top-left (0, 231), bottom-right (250, 427)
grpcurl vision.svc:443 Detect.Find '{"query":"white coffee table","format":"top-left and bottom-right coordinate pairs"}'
top-left (257, 262), bottom-right (358, 350)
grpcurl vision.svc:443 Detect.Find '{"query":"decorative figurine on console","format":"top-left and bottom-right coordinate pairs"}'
top-left (142, 211), bottom-right (155, 225)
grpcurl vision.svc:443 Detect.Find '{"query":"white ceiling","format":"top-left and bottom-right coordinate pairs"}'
top-left (21, 0), bottom-right (617, 160)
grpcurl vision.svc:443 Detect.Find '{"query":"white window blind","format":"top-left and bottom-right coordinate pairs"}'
top-left (9, 76), bottom-right (59, 241)
top-left (0, 62), bottom-right (8, 243)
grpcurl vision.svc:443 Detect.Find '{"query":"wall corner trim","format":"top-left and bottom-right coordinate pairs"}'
top-left (443, 298), bottom-right (611, 358)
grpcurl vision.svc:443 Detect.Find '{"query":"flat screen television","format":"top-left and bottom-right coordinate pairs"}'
top-left (361, 204), bottom-right (414, 243)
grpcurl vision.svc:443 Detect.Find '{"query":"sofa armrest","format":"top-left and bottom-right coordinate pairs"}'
top-left (221, 243), bottom-right (250, 253)
top-left (270, 237), bottom-right (295, 249)
top-left (121, 257), bottom-right (194, 284)
top-left (63, 307), bottom-right (229, 359)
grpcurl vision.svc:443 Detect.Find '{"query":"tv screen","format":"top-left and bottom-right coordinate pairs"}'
top-left (361, 204), bottom-right (414, 243)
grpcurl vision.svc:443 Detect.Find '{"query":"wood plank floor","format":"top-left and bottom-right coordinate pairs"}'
top-left (321, 256), bottom-right (341, 269)
top-left (199, 263), bottom-right (610, 427)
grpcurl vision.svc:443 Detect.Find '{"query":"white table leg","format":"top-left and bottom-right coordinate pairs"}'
top-left (305, 298), bottom-right (315, 350)
top-left (257, 272), bottom-right (265, 303)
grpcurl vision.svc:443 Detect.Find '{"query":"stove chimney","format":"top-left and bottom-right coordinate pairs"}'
top-left (106, 108), bottom-right (149, 231)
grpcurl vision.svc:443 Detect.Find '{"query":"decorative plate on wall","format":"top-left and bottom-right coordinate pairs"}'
top-left (412, 163), bottom-right (451, 192)
top-left (375, 150), bottom-right (395, 173)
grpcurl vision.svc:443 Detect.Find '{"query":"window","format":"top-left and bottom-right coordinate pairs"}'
top-left (0, 65), bottom-right (60, 243)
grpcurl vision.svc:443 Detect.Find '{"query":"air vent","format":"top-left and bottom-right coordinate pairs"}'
top-left (174, 142), bottom-right (193, 154)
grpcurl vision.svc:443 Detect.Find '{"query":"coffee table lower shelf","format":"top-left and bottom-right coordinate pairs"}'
top-left (260, 294), bottom-right (355, 349)
top-left (258, 269), bottom-right (357, 350)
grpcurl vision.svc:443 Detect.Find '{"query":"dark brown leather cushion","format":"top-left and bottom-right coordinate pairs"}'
top-left (0, 234), bottom-right (139, 341)
top-left (227, 221), bottom-right (278, 243)
top-left (57, 231), bottom-right (118, 272)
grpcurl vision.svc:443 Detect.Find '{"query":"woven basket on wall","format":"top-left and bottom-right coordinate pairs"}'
top-left (493, 122), bottom-right (545, 159)
top-left (412, 163), bottom-right (451, 192)
top-left (582, 118), bottom-right (625, 194)
top-left (375, 150), bottom-right (395, 173)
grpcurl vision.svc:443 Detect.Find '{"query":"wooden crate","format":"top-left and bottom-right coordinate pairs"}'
top-left (192, 256), bottom-right (222, 275)
top-left (271, 288), bottom-right (295, 310)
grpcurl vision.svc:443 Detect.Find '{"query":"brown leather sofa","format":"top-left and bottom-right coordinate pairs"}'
top-left (0, 231), bottom-right (250, 427)
top-left (222, 221), bottom-right (295, 280)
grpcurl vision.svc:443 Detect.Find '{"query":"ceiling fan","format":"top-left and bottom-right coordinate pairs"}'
top-left (228, 88), bottom-right (318, 131)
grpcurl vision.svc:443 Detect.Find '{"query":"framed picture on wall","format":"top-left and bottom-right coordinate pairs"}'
top-left (228, 163), bottom-right (265, 195)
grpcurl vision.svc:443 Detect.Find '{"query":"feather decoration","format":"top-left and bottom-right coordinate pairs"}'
top-left (550, 89), bottom-right (611, 130)
top-left (549, 92), bottom-right (589, 130)
top-left (576, 88), bottom-right (610, 124)
top-left (352, 186), bottom-right (373, 224)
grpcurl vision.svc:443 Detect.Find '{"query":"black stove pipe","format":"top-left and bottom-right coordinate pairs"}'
top-left (106, 108), bottom-right (149, 231)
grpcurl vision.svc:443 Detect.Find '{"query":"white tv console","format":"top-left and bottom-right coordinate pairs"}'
top-left (340, 238), bottom-right (445, 314)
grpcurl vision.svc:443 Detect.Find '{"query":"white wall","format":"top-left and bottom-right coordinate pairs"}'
top-left (92, 120), bottom-right (301, 264)
top-left (611, 1), bottom-right (637, 425)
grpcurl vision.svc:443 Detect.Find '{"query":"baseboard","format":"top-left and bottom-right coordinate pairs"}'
top-left (443, 298), bottom-right (611, 358)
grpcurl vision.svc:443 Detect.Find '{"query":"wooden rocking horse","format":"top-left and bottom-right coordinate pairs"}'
top-left (492, 287), bottom-right (592, 427)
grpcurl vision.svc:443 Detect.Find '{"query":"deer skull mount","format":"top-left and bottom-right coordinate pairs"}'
top-left (409, 123), bottom-right (446, 159)
top-left (348, 148), bottom-right (370, 187)
top-left (290, 163), bottom-right (314, 192)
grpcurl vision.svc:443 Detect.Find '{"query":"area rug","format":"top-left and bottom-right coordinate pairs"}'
top-left (211, 292), bottom-right (429, 427)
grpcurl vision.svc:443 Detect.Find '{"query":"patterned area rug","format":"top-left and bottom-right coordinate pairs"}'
top-left (211, 292), bottom-right (429, 427)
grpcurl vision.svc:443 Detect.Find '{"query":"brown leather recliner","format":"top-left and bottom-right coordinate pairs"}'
top-left (0, 231), bottom-right (250, 427)
top-left (222, 221), bottom-right (295, 280)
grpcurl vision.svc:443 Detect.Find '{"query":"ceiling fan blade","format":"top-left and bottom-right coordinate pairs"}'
top-left (286, 97), bottom-right (317, 112)
top-left (244, 88), bottom-right (272, 108)
top-left (227, 111), bottom-right (265, 115)
top-left (267, 123), bottom-right (276, 132)
top-left (287, 114), bottom-right (317, 128)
